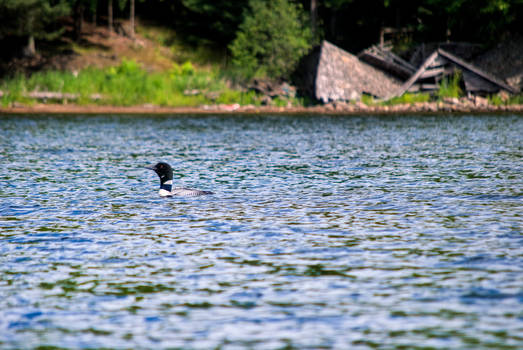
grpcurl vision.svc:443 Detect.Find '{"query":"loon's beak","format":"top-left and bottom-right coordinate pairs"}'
top-left (145, 165), bottom-right (156, 171)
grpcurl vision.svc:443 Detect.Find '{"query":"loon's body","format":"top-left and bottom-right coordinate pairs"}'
top-left (146, 162), bottom-right (213, 197)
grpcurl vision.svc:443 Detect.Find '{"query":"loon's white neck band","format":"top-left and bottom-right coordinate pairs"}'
top-left (160, 180), bottom-right (173, 192)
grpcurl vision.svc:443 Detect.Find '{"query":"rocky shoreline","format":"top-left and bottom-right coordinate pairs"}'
top-left (1, 98), bottom-right (522, 115)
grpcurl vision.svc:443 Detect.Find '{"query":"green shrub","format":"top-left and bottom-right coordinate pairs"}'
top-left (489, 93), bottom-right (523, 106)
top-left (437, 71), bottom-right (463, 99)
top-left (507, 94), bottom-right (523, 105)
top-left (384, 92), bottom-right (430, 105)
top-left (115, 59), bottom-right (142, 76)
top-left (229, 0), bottom-right (313, 80)
top-left (181, 61), bottom-right (195, 75)
top-left (488, 93), bottom-right (504, 106)
top-left (272, 96), bottom-right (290, 107)
top-left (361, 94), bottom-right (375, 105)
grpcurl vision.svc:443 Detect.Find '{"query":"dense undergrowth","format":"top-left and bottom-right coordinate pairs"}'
top-left (0, 59), bottom-right (267, 107)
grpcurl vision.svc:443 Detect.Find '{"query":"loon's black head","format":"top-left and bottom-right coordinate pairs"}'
top-left (146, 162), bottom-right (173, 185)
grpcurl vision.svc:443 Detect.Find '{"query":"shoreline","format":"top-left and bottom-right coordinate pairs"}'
top-left (1, 102), bottom-right (522, 115)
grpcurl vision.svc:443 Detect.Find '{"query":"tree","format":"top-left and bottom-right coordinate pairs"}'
top-left (130, 0), bottom-right (135, 38)
top-left (69, 0), bottom-right (94, 40)
top-left (418, 0), bottom-right (518, 42)
top-left (72, 0), bottom-right (84, 40)
top-left (310, 0), bottom-right (318, 37)
top-left (108, 0), bottom-right (113, 33)
top-left (179, 0), bottom-right (250, 45)
top-left (229, 0), bottom-right (313, 80)
top-left (0, 0), bottom-right (70, 56)
top-left (108, 0), bottom-right (134, 37)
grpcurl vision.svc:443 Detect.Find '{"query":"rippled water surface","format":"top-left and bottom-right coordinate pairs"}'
top-left (0, 114), bottom-right (522, 349)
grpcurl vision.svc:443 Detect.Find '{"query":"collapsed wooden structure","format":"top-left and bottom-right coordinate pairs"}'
top-left (304, 41), bottom-right (401, 102)
top-left (388, 49), bottom-right (518, 99)
top-left (302, 41), bottom-right (519, 103)
top-left (358, 45), bottom-right (416, 80)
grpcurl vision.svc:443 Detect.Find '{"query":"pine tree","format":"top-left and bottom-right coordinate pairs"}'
top-left (0, 0), bottom-right (70, 56)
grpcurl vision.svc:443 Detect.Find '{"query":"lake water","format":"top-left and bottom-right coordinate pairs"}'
top-left (0, 114), bottom-right (522, 349)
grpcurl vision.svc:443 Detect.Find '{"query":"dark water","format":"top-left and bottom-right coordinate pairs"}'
top-left (0, 114), bottom-right (522, 349)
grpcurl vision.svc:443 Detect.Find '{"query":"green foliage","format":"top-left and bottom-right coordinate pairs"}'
top-left (0, 58), bottom-right (311, 107)
top-left (181, 61), bottom-right (195, 75)
top-left (310, 0), bottom-right (521, 53)
top-left (215, 90), bottom-right (260, 105)
top-left (229, 0), bottom-right (313, 80)
top-left (488, 93), bottom-right (504, 106)
top-left (272, 96), bottom-right (290, 107)
top-left (179, 0), bottom-right (250, 44)
top-left (507, 94), bottom-right (523, 105)
top-left (383, 92), bottom-right (431, 105)
top-left (136, 23), bottom-right (223, 66)
top-left (0, 59), bottom-right (249, 107)
top-left (489, 93), bottom-right (523, 106)
top-left (437, 72), bottom-right (463, 99)
top-left (0, 0), bottom-right (70, 39)
top-left (361, 94), bottom-right (375, 105)
top-left (401, 0), bottom-right (521, 48)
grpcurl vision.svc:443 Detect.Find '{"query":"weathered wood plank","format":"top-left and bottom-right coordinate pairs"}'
top-left (463, 71), bottom-right (499, 93)
top-left (437, 49), bottom-right (517, 94)
top-left (359, 52), bottom-right (414, 79)
top-left (419, 84), bottom-right (439, 90)
top-left (27, 91), bottom-right (79, 99)
top-left (387, 50), bottom-right (439, 99)
top-left (8, 91), bottom-right (104, 101)
top-left (408, 83), bottom-right (439, 92)
top-left (386, 48), bottom-right (518, 100)
top-left (359, 45), bottom-right (416, 80)
top-left (420, 67), bottom-right (445, 79)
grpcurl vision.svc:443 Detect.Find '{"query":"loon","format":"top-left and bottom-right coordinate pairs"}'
top-left (146, 162), bottom-right (214, 197)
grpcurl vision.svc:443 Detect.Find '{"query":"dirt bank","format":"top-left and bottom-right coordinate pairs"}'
top-left (1, 100), bottom-right (522, 116)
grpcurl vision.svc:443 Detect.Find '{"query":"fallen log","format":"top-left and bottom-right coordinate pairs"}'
top-left (25, 91), bottom-right (103, 101)
top-left (0, 90), bottom-right (103, 101)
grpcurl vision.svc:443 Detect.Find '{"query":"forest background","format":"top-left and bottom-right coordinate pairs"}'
top-left (0, 0), bottom-right (521, 107)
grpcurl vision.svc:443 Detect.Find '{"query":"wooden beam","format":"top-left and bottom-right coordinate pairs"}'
top-left (359, 52), bottom-right (414, 79)
top-left (419, 84), bottom-right (439, 90)
top-left (437, 49), bottom-right (518, 94)
top-left (420, 67), bottom-right (445, 79)
top-left (385, 48), bottom-right (518, 101)
top-left (387, 50), bottom-right (439, 99)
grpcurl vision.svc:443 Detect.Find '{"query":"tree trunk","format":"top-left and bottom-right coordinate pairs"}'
top-left (73, 0), bottom-right (84, 41)
top-left (311, 0), bottom-right (318, 38)
top-left (23, 15), bottom-right (36, 57)
top-left (24, 35), bottom-right (36, 57)
top-left (108, 0), bottom-right (113, 33)
top-left (92, 2), bottom-right (97, 24)
top-left (130, 0), bottom-right (135, 38)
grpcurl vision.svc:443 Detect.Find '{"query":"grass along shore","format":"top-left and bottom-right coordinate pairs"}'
top-left (1, 61), bottom-right (521, 111)
top-left (0, 59), bottom-right (267, 108)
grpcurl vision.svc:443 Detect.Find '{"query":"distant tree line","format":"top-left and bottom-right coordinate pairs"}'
top-left (0, 0), bottom-right (521, 80)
